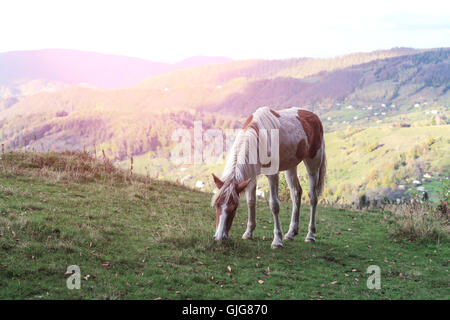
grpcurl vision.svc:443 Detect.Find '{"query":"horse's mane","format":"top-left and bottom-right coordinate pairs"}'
top-left (211, 107), bottom-right (280, 206)
top-left (211, 179), bottom-right (240, 207)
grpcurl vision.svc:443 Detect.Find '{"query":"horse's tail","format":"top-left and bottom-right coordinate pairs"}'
top-left (317, 142), bottom-right (326, 197)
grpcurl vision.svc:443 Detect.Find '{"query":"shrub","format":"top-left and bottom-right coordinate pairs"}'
top-left (436, 180), bottom-right (449, 216)
top-left (385, 201), bottom-right (449, 243)
top-left (358, 194), bottom-right (369, 209)
top-left (278, 172), bottom-right (291, 202)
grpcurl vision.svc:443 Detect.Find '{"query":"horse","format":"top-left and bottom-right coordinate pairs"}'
top-left (211, 106), bottom-right (326, 248)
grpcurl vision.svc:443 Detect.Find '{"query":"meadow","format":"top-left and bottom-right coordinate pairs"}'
top-left (0, 151), bottom-right (448, 299)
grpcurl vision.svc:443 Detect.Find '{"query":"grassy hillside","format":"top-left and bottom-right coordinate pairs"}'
top-left (120, 123), bottom-right (450, 204)
top-left (0, 151), bottom-right (448, 299)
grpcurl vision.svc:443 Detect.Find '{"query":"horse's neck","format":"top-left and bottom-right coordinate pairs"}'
top-left (222, 133), bottom-right (260, 183)
top-left (236, 163), bottom-right (259, 181)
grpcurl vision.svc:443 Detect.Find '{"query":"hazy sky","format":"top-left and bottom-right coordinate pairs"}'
top-left (2, 0), bottom-right (450, 62)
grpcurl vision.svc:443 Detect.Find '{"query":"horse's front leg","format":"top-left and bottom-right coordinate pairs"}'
top-left (242, 181), bottom-right (256, 240)
top-left (267, 174), bottom-right (283, 249)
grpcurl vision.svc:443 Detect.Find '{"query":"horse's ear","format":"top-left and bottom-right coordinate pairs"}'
top-left (212, 173), bottom-right (224, 189)
top-left (236, 178), bottom-right (252, 194)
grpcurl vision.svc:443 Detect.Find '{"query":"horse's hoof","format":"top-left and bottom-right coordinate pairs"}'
top-left (271, 243), bottom-right (283, 249)
top-left (284, 234), bottom-right (295, 241)
top-left (242, 233), bottom-right (253, 240)
top-left (304, 237), bottom-right (315, 243)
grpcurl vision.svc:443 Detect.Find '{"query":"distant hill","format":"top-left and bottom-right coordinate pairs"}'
top-left (0, 47), bottom-right (448, 206)
top-left (206, 48), bottom-right (450, 114)
top-left (0, 47), bottom-right (448, 162)
top-left (0, 49), bottom-right (232, 98)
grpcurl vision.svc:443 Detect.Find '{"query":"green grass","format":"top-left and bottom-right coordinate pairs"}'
top-left (0, 151), bottom-right (448, 299)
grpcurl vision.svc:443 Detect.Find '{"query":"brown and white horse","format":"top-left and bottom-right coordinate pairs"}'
top-left (211, 106), bottom-right (326, 248)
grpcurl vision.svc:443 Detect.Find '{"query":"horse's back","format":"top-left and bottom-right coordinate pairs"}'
top-left (276, 107), bottom-right (324, 171)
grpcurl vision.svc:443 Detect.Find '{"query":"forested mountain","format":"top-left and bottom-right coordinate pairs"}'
top-left (206, 48), bottom-right (450, 114)
top-left (0, 47), bottom-right (448, 162)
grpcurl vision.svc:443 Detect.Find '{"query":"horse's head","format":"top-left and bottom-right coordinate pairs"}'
top-left (211, 173), bottom-right (251, 240)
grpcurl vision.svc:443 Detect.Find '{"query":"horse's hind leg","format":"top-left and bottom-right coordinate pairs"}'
top-left (284, 166), bottom-right (302, 241)
top-left (304, 152), bottom-right (322, 242)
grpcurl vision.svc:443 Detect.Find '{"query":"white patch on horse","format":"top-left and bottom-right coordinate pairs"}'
top-left (214, 204), bottom-right (228, 240)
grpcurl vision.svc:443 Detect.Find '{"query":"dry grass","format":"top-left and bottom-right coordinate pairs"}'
top-left (385, 202), bottom-right (449, 243)
top-left (1, 150), bottom-right (136, 184)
